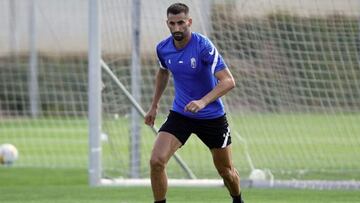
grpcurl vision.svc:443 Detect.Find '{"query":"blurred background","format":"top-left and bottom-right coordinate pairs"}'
top-left (0, 0), bottom-right (359, 187)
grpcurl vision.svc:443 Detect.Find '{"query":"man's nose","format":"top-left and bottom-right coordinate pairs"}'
top-left (173, 25), bottom-right (180, 32)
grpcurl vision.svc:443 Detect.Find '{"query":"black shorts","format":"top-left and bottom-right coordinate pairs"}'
top-left (159, 110), bottom-right (231, 149)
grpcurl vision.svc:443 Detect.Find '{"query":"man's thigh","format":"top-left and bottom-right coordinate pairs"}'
top-left (158, 110), bottom-right (193, 146)
top-left (211, 146), bottom-right (234, 170)
top-left (151, 131), bottom-right (182, 163)
top-left (194, 115), bottom-right (231, 149)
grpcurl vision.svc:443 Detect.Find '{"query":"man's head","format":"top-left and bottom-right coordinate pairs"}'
top-left (166, 3), bottom-right (192, 41)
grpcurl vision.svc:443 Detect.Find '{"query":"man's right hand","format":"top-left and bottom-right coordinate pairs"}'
top-left (144, 108), bottom-right (157, 127)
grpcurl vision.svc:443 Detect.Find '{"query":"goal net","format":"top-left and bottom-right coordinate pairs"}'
top-left (1, 0), bottom-right (360, 189)
top-left (96, 0), bottom-right (360, 188)
top-left (0, 0), bottom-right (89, 168)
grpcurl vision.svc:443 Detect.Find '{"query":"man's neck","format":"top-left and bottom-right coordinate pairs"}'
top-left (174, 33), bottom-right (192, 49)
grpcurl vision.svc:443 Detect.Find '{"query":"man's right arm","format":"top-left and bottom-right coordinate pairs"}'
top-left (144, 68), bottom-right (170, 126)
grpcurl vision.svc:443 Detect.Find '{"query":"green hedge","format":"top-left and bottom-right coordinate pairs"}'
top-left (0, 56), bottom-right (88, 116)
top-left (211, 6), bottom-right (360, 112)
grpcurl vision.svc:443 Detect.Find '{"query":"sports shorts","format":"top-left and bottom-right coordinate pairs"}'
top-left (158, 110), bottom-right (231, 149)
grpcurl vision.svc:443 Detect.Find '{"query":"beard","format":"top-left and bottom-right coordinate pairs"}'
top-left (172, 32), bottom-right (184, 41)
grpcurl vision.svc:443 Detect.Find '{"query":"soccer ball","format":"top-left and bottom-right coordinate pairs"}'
top-left (0, 144), bottom-right (19, 166)
top-left (249, 169), bottom-right (266, 181)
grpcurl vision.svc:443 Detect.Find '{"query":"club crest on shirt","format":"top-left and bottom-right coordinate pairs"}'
top-left (191, 57), bottom-right (196, 69)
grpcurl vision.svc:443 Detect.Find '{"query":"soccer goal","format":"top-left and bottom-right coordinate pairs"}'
top-left (89, 0), bottom-right (360, 188)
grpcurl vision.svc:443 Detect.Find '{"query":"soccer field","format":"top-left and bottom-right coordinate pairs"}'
top-left (1, 0), bottom-right (359, 201)
top-left (1, 113), bottom-right (360, 180)
top-left (0, 168), bottom-right (360, 203)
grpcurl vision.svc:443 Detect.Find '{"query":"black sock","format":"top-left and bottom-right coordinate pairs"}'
top-left (232, 193), bottom-right (244, 203)
top-left (154, 199), bottom-right (166, 203)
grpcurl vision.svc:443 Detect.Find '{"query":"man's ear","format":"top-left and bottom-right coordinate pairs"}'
top-left (188, 18), bottom-right (192, 26)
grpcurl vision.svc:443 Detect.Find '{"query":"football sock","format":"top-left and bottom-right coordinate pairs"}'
top-left (232, 193), bottom-right (244, 203)
top-left (154, 199), bottom-right (166, 203)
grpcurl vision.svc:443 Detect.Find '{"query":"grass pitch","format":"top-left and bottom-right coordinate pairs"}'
top-left (1, 113), bottom-right (359, 180)
top-left (1, 113), bottom-right (360, 202)
top-left (1, 167), bottom-right (360, 203)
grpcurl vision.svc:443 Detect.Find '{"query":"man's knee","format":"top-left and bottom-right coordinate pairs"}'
top-left (150, 155), bottom-right (167, 172)
top-left (218, 167), bottom-right (238, 181)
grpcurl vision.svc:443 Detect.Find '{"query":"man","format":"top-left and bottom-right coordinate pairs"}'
top-left (144, 3), bottom-right (244, 203)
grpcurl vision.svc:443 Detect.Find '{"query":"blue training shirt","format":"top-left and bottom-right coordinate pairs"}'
top-left (156, 32), bottom-right (228, 119)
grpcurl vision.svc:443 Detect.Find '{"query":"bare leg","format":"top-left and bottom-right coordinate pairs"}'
top-left (211, 145), bottom-right (241, 196)
top-left (150, 132), bottom-right (182, 201)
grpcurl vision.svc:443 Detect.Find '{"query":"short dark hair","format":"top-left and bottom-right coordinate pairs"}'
top-left (167, 3), bottom-right (189, 16)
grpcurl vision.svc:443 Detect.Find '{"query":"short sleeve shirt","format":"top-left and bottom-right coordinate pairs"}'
top-left (156, 32), bottom-right (227, 119)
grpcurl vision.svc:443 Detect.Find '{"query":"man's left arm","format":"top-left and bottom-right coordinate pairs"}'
top-left (184, 68), bottom-right (235, 113)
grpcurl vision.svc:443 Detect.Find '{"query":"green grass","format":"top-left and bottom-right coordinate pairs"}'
top-left (1, 167), bottom-right (360, 203)
top-left (1, 113), bottom-right (360, 180)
